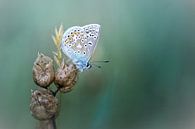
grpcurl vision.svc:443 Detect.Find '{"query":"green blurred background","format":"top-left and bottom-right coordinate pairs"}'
top-left (0, 0), bottom-right (195, 129)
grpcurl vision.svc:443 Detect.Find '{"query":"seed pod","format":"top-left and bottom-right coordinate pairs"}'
top-left (54, 61), bottom-right (78, 93)
top-left (30, 88), bottom-right (59, 120)
top-left (33, 53), bottom-right (54, 88)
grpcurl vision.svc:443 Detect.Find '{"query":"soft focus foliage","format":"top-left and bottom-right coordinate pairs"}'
top-left (0, 0), bottom-right (195, 129)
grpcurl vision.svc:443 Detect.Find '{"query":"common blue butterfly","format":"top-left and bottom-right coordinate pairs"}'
top-left (61, 24), bottom-right (100, 72)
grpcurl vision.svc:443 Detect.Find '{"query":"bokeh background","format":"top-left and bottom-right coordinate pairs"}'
top-left (0, 0), bottom-right (195, 129)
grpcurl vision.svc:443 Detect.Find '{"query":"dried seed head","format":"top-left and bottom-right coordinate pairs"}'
top-left (54, 61), bottom-right (78, 93)
top-left (33, 53), bottom-right (55, 87)
top-left (30, 88), bottom-right (59, 120)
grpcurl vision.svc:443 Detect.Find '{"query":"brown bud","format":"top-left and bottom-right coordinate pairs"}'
top-left (54, 61), bottom-right (78, 93)
top-left (33, 53), bottom-right (54, 88)
top-left (30, 88), bottom-right (59, 120)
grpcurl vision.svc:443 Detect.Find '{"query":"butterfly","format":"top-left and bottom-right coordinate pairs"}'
top-left (61, 24), bottom-right (100, 72)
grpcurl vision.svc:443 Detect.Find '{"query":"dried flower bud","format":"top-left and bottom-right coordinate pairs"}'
top-left (30, 88), bottom-right (59, 120)
top-left (54, 61), bottom-right (78, 93)
top-left (33, 53), bottom-right (54, 87)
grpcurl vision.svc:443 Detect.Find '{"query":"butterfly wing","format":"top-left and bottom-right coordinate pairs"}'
top-left (82, 24), bottom-right (100, 62)
top-left (61, 26), bottom-right (83, 62)
top-left (61, 24), bottom-right (100, 70)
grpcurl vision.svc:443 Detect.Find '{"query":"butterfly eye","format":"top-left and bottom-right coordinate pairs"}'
top-left (83, 51), bottom-right (86, 54)
top-left (86, 63), bottom-right (91, 68)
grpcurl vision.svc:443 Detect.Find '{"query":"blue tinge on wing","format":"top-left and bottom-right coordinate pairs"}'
top-left (61, 24), bottom-right (100, 72)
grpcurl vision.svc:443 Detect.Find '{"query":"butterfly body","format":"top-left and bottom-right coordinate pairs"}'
top-left (61, 24), bottom-right (100, 71)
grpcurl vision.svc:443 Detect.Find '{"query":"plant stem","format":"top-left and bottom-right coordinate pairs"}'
top-left (38, 118), bottom-right (56, 129)
top-left (53, 87), bottom-right (60, 96)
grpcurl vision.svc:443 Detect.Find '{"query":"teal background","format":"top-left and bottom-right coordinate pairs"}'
top-left (0, 0), bottom-right (195, 129)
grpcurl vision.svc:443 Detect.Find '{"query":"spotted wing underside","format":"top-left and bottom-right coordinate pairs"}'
top-left (61, 24), bottom-right (100, 63)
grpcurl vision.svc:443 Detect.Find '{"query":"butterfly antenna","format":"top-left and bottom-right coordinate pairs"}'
top-left (91, 63), bottom-right (102, 69)
top-left (93, 60), bottom-right (110, 63)
top-left (90, 60), bottom-right (110, 69)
